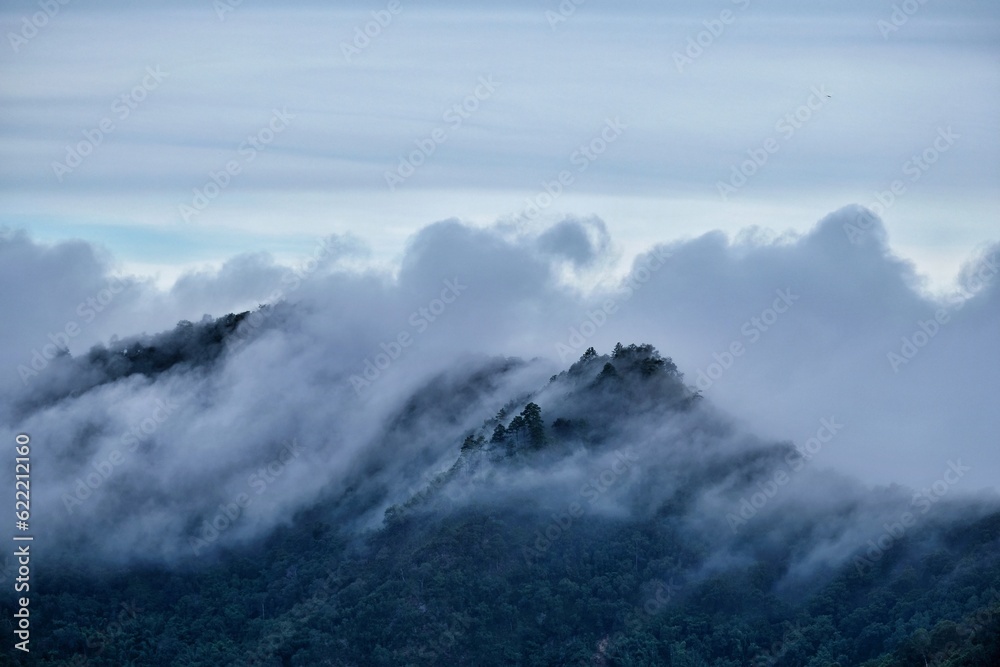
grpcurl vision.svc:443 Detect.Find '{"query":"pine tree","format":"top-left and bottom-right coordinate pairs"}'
top-left (597, 362), bottom-right (619, 382)
top-left (508, 416), bottom-right (525, 442)
top-left (521, 402), bottom-right (546, 448)
top-left (506, 415), bottom-right (526, 455)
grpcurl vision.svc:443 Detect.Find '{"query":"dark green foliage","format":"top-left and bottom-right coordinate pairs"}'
top-left (490, 422), bottom-right (507, 443)
top-left (491, 403), bottom-right (548, 453)
top-left (520, 402), bottom-right (546, 448)
top-left (14, 309), bottom-right (259, 417)
top-left (16, 340), bottom-right (1000, 666)
top-left (87, 310), bottom-right (252, 380)
top-left (507, 415), bottom-right (525, 441)
top-left (551, 417), bottom-right (578, 438)
top-left (611, 343), bottom-right (679, 378)
top-left (23, 505), bottom-right (1000, 666)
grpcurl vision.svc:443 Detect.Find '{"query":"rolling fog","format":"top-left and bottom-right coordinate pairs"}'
top-left (0, 206), bottom-right (997, 565)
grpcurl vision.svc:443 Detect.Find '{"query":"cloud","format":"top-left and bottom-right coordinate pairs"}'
top-left (1, 205), bottom-right (997, 565)
top-left (536, 217), bottom-right (611, 268)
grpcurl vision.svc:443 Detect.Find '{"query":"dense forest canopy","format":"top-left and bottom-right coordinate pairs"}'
top-left (4, 318), bottom-right (999, 665)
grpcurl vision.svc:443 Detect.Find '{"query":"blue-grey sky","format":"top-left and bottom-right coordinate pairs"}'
top-left (1, 0), bottom-right (998, 286)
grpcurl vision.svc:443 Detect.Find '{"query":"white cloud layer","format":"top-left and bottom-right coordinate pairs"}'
top-left (1, 206), bottom-right (997, 562)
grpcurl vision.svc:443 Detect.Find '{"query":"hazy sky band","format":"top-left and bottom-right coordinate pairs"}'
top-left (1, 1), bottom-right (998, 285)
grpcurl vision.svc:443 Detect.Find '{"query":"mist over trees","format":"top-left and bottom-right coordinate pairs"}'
top-left (3, 0), bottom-right (998, 662)
top-left (9, 330), bottom-right (999, 666)
top-left (2, 215), bottom-right (997, 666)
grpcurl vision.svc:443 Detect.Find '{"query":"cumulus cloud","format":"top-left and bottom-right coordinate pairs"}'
top-left (1, 207), bottom-right (997, 565)
top-left (535, 217), bottom-right (612, 268)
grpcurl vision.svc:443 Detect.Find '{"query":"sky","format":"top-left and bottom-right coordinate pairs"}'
top-left (1, 1), bottom-right (999, 560)
top-left (1, 0), bottom-right (998, 286)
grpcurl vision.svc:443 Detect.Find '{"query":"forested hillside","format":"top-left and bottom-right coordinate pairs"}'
top-left (14, 324), bottom-right (999, 666)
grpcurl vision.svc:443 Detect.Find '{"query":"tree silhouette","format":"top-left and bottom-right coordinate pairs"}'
top-left (520, 402), bottom-right (546, 448)
top-left (507, 415), bottom-right (525, 446)
top-left (597, 362), bottom-right (619, 382)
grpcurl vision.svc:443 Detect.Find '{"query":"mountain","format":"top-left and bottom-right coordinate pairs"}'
top-left (12, 320), bottom-right (1000, 666)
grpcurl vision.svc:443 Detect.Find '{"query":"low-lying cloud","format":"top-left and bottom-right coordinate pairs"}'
top-left (1, 205), bottom-right (997, 564)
